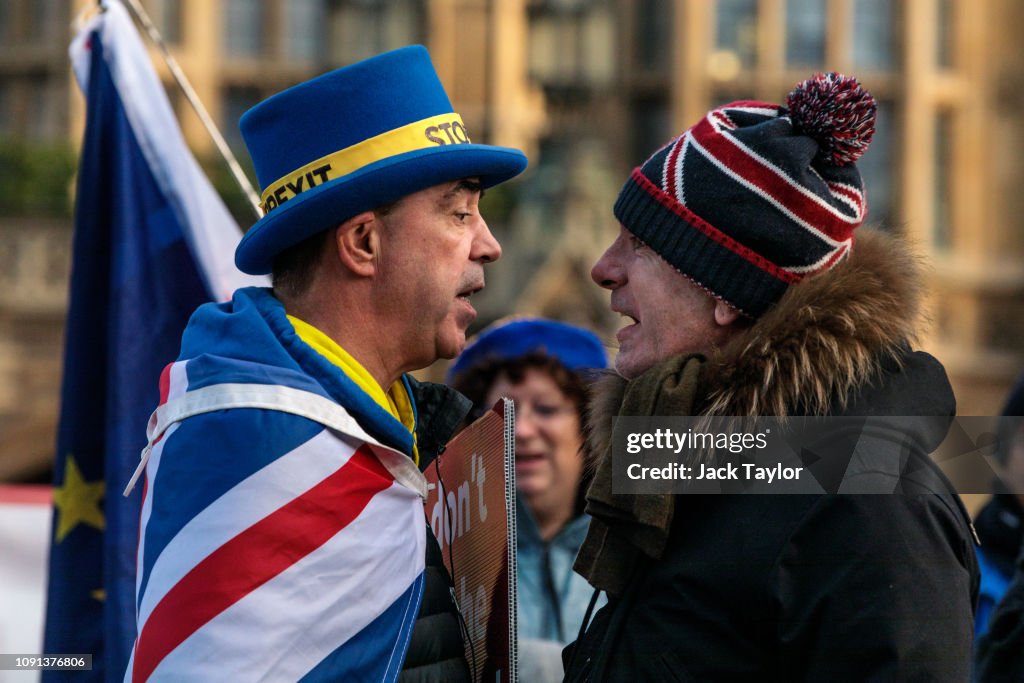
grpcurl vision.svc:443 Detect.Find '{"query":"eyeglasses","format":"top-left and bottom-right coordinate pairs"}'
top-left (511, 400), bottom-right (576, 423)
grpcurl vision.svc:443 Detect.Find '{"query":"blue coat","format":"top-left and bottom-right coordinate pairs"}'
top-left (973, 494), bottom-right (1023, 638)
top-left (516, 497), bottom-right (603, 645)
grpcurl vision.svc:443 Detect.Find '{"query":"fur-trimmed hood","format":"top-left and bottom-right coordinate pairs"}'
top-left (587, 229), bottom-right (953, 456)
top-left (704, 228), bottom-right (924, 417)
top-left (574, 230), bottom-right (963, 601)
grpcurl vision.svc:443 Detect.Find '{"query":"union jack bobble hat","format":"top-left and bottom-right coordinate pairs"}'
top-left (235, 45), bottom-right (528, 275)
top-left (614, 72), bottom-right (877, 318)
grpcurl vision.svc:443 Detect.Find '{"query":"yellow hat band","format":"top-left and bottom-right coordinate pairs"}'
top-left (260, 113), bottom-right (472, 214)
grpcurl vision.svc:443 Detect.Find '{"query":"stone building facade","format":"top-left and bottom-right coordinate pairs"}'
top-left (1, 0), bottom-right (1022, 480)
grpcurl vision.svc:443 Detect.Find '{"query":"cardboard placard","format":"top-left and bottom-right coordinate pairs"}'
top-left (424, 399), bottom-right (516, 682)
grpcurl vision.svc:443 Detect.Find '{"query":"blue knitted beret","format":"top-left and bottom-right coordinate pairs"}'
top-left (447, 317), bottom-right (608, 382)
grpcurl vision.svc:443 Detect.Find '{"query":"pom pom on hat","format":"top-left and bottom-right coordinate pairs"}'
top-left (786, 72), bottom-right (877, 167)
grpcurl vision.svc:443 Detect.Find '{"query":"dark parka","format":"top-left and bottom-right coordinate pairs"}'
top-left (401, 380), bottom-right (473, 683)
top-left (976, 545), bottom-right (1024, 683)
top-left (564, 231), bottom-right (980, 682)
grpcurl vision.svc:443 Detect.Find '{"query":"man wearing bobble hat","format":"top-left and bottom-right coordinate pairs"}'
top-left (125, 47), bottom-right (525, 681)
top-left (563, 74), bottom-right (979, 680)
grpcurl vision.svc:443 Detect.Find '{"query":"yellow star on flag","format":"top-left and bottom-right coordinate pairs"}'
top-left (52, 455), bottom-right (106, 543)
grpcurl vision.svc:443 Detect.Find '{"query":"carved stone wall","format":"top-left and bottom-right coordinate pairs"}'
top-left (0, 218), bottom-right (72, 480)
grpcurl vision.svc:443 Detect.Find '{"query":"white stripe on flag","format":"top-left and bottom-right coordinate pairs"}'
top-left (135, 423), bottom-right (178, 609)
top-left (150, 483), bottom-right (426, 681)
top-left (70, 1), bottom-right (265, 300)
top-left (136, 428), bottom-right (358, 632)
top-left (136, 361), bottom-right (190, 606)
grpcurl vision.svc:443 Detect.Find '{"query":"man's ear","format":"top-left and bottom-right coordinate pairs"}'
top-left (713, 299), bottom-right (741, 327)
top-left (333, 210), bottom-right (380, 277)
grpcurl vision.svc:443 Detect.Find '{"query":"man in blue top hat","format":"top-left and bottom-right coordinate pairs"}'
top-left (125, 46), bottom-right (525, 682)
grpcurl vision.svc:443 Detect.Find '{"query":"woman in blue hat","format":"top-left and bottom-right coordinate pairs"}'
top-left (448, 317), bottom-right (608, 682)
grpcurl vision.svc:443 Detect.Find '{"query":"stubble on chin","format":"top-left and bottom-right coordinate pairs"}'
top-left (435, 319), bottom-right (469, 361)
top-left (614, 347), bottom-right (654, 381)
top-left (613, 355), bottom-right (635, 380)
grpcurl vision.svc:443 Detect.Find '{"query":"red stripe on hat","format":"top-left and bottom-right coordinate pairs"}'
top-left (715, 100), bottom-right (779, 117)
top-left (721, 100), bottom-right (778, 109)
top-left (131, 445), bottom-right (394, 681)
top-left (827, 182), bottom-right (866, 218)
top-left (664, 136), bottom-right (685, 202)
top-left (711, 110), bottom-right (734, 130)
top-left (631, 168), bottom-right (802, 284)
top-left (803, 241), bottom-right (850, 276)
top-left (691, 116), bottom-right (860, 242)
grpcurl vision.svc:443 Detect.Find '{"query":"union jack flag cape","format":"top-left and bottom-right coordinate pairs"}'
top-left (126, 287), bottom-right (430, 681)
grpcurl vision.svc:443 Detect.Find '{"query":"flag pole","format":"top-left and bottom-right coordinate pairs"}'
top-left (118, 0), bottom-right (263, 219)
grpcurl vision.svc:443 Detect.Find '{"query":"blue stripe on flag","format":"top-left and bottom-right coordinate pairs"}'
top-left (136, 409), bottom-right (324, 608)
top-left (182, 353), bottom-right (333, 396)
top-left (299, 575), bottom-right (425, 683)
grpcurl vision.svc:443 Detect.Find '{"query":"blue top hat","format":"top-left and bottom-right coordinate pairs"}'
top-left (235, 45), bottom-right (528, 275)
top-left (447, 317), bottom-right (609, 383)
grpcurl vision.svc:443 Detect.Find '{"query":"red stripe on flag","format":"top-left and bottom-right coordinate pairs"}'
top-left (146, 363), bottom-right (179, 521)
top-left (692, 117), bottom-right (859, 242)
top-left (131, 445), bottom-right (394, 681)
top-left (158, 363), bottom-right (173, 406)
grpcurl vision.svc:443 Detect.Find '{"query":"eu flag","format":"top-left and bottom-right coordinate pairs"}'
top-left (44, 3), bottom-right (264, 679)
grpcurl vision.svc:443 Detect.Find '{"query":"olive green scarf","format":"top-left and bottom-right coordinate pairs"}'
top-left (574, 354), bottom-right (704, 597)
